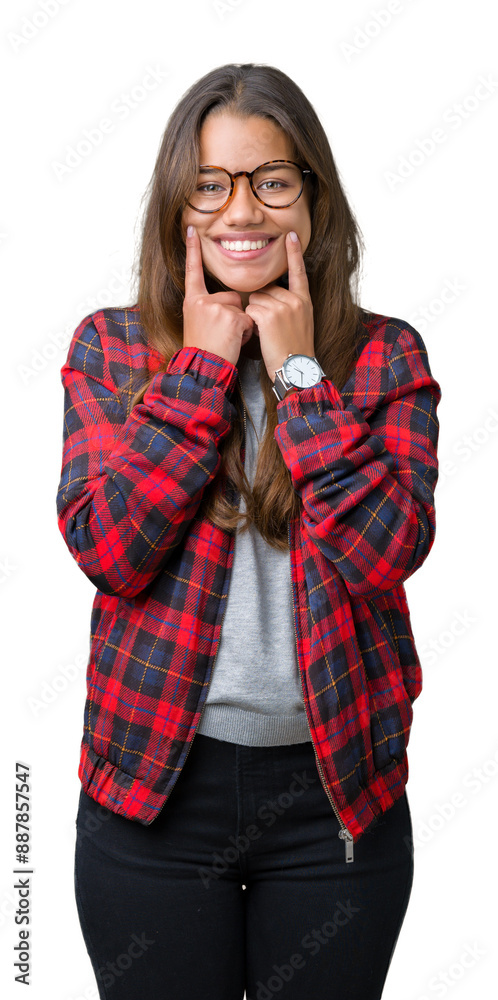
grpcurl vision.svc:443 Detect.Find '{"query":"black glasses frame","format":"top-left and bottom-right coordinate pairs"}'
top-left (186, 159), bottom-right (313, 214)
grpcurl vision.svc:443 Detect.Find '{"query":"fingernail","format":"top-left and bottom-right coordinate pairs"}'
top-left (289, 231), bottom-right (298, 242)
top-left (187, 225), bottom-right (194, 237)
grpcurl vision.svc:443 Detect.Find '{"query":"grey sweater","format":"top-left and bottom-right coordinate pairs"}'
top-left (197, 356), bottom-right (312, 747)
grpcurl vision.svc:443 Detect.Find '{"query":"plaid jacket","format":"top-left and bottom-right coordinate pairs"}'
top-left (56, 304), bottom-right (441, 850)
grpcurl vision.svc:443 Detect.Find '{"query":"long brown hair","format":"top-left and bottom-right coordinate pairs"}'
top-left (125, 63), bottom-right (367, 550)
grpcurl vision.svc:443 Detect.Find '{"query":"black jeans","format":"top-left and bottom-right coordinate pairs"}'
top-left (74, 732), bottom-right (414, 1000)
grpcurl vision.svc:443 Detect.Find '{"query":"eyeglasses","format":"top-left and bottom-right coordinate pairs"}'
top-left (186, 160), bottom-right (313, 214)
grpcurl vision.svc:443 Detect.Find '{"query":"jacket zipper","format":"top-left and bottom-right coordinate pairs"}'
top-left (173, 404), bottom-right (248, 784)
top-left (288, 521), bottom-right (355, 864)
top-left (177, 404), bottom-right (355, 862)
top-left (240, 399), bottom-right (357, 858)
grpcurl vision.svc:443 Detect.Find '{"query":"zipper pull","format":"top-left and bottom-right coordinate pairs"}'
top-left (338, 828), bottom-right (354, 864)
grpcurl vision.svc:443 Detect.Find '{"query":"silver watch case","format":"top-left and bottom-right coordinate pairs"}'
top-left (272, 354), bottom-right (325, 400)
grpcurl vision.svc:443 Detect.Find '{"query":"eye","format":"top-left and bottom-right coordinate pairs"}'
top-left (258, 178), bottom-right (286, 191)
top-left (197, 181), bottom-right (229, 194)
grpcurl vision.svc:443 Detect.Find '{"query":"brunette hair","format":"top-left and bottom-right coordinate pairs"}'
top-left (125, 62), bottom-right (367, 550)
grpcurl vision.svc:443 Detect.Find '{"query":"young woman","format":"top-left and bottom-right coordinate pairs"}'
top-left (57, 63), bottom-right (442, 1000)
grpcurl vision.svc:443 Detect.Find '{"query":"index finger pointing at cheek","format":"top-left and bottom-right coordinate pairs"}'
top-left (185, 224), bottom-right (207, 299)
top-left (286, 231), bottom-right (310, 298)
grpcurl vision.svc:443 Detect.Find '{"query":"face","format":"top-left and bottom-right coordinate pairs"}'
top-left (181, 112), bottom-right (312, 308)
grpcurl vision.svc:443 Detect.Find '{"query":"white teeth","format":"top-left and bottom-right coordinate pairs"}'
top-left (220, 239), bottom-right (270, 251)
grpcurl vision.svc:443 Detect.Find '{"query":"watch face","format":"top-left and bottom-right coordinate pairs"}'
top-left (282, 355), bottom-right (321, 388)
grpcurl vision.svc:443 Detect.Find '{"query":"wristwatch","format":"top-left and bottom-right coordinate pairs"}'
top-left (272, 354), bottom-right (325, 400)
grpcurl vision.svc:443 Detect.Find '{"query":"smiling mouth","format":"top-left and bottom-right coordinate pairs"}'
top-left (215, 237), bottom-right (276, 260)
top-left (220, 238), bottom-right (270, 251)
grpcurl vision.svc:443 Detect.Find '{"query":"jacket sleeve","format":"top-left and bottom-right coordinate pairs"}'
top-left (274, 323), bottom-right (441, 597)
top-left (56, 315), bottom-right (238, 597)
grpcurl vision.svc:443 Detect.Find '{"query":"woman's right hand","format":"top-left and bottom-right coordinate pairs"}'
top-left (183, 225), bottom-right (255, 366)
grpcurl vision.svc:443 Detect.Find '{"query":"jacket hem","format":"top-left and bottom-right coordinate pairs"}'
top-left (78, 741), bottom-right (410, 841)
top-left (337, 754), bottom-right (410, 841)
top-left (78, 744), bottom-right (166, 823)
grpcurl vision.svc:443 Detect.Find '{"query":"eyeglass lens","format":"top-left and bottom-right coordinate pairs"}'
top-left (188, 162), bottom-right (304, 211)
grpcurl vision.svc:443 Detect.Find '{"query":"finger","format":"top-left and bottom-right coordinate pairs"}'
top-left (241, 324), bottom-right (258, 345)
top-left (239, 307), bottom-right (256, 331)
top-left (184, 225), bottom-right (208, 299)
top-left (285, 231), bottom-right (310, 298)
top-left (244, 304), bottom-right (267, 324)
top-left (214, 290), bottom-right (245, 308)
top-left (247, 287), bottom-right (287, 304)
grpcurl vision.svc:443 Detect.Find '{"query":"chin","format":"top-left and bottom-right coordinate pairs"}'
top-left (204, 258), bottom-right (284, 294)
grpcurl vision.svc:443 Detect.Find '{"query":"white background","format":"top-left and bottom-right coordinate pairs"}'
top-left (1, 0), bottom-right (497, 997)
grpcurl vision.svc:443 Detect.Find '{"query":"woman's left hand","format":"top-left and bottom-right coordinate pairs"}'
top-left (244, 231), bottom-right (315, 383)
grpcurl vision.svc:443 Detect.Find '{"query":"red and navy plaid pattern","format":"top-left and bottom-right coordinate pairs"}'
top-left (56, 305), bottom-right (441, 843)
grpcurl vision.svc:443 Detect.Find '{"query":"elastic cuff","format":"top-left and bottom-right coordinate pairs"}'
top-left (167, 346), bottom-right (238, 393)
top-left (276, 378), bottom-right (345, 418)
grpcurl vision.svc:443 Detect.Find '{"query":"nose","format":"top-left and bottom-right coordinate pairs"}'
top-left (221, 175), bottom-right (265, 224)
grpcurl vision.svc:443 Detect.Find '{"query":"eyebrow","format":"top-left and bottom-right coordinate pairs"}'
top-left (197, 163), bottom-right (287, 174)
